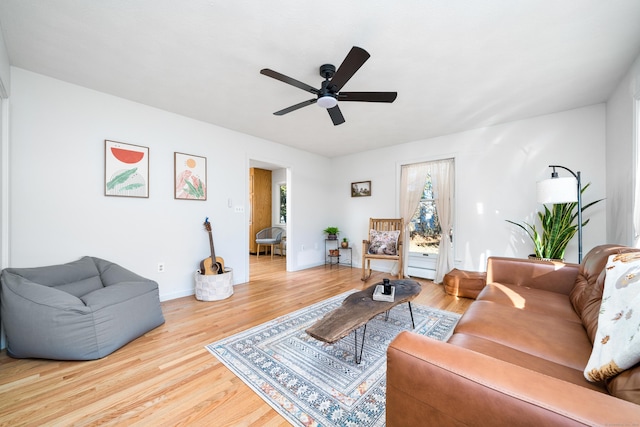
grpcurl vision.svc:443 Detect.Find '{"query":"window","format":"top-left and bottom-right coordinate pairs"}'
top-left (402, 158), bottom-right (454, 281)
top-left (279, 184), bottom-right (287, 224)
top-left (409, 174), bottom-right (442, 255)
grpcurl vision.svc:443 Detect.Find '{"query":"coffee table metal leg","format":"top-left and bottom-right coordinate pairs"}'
top-left (408, 302), bottom-right (415, 329)
top-left (354, 324), bottom-right (367, 364)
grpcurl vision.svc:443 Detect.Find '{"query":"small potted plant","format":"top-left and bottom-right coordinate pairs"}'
top-left (341, 237), bottom-right (349, 248)
top-left (323, 226), bottom-right (340, 240)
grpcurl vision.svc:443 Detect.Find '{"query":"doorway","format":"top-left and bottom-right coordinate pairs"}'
top-left (248, 159), bottom-right (290, 280)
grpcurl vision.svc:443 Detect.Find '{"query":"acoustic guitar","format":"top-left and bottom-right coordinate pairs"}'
top-left (201, 217), bottom-right (225, 275)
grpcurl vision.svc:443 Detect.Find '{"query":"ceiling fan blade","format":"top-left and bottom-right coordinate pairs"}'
top-left (338, 92), bottom-right (398, 102)
top-left (260, 69), bottom-right (318, 94)
top-left (327, 105), bottom-right (345, 126)
top-left (273, 99), bottom-right (317, 116)
top-left (329, 46), bottom-right (370, 92)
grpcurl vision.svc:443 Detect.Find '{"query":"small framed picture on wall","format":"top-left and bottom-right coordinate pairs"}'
top-left (351, 180), bottom-right (371, 197)
top-left (104, 140), bottom-right (149, 198)
top-left (174, 152), bottom-right (207, 200)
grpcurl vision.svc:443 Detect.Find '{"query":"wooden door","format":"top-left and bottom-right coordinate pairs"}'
top-left (249, 168), bottom-right (272, 254)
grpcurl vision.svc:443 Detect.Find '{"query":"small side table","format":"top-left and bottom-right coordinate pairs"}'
top-left (325, 240), bottom-right (353, 269)
top-left (338, 247), bottom-right (352, 268)
top-left (327, 251), bottom-right (341, 269)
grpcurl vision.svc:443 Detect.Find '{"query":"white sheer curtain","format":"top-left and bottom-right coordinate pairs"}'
top-left (431, 159), bottom-right (454, 283)
top-left (399, 163), bottom-right (430, 277)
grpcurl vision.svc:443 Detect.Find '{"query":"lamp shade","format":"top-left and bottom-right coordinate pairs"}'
top-left (537, 177), bottom-right (577, 204)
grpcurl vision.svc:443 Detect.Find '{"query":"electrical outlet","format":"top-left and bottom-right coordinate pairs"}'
top-left (157, 262), bottom-right (165, 273)
top-left (301, 244), bottom-right (305, 251)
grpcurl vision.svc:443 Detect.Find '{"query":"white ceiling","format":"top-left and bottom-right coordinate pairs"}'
top-left (1, 1), bottom-right (639, 158)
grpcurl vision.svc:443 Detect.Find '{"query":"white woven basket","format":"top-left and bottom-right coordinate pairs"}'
top-left (194, 268), bottom-right (234, 301)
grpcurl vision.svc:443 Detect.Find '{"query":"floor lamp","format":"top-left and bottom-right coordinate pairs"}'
top-left (536, 165), bottom-right (582, 263)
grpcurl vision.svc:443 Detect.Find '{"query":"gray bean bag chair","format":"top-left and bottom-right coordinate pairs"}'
top-left (0, 256), bottom-right (165, 360)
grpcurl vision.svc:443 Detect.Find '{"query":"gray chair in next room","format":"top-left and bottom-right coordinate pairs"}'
top-left (255, 227), bottom-right (285, 259)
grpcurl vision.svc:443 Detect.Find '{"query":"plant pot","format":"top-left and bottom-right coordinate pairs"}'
top-left (329, 249), bottom-right (340, 256)
top-left (327, 234), bottom-right (337, 240)
top-left (341, 241), bottom-right (348, 248)
top-left (528, 254), bottom-right (564, 262)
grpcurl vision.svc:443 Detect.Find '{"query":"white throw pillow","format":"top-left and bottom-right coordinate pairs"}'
top-left (584, 252), bottom-right (640, 382)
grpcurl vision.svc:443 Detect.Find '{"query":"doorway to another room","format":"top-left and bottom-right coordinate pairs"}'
top-left (248, 160), bottom-right (289, 280)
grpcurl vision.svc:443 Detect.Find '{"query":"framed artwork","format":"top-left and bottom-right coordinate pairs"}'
top-left (174, 152), bottom-right (207, 200)
top-left (105, 140), bottom-right (149, 198)
top-left (351, 180), bottom-right (371, 197)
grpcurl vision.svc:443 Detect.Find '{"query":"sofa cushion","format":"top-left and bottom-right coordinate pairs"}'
top-left (4, 256), bottom-right (103, 297)
top-left (53, 276), bottom-right (103, 298)
top-left (448, 333), bottom-right (606, 392)
top-left (81, 282), bottom-right (159, 310)
top-left (570, 245), bottom-right (640, 344)
top-left (486, 256), bottom-right (579, 295)
top-left (606, 363), bottom-right (640, 404)
top-left (1, 272), bottom-right (86, 309)
top-left (453, 300), bottom-right (593, 370)
top-left (478, 283), bottom-right (582, 324)
top-left (91, 257), bottom-right (149, 287)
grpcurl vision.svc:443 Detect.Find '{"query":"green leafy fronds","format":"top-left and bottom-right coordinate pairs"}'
top-left (184, 178), bottom-right (205, 198)
top-left (120, 183), bottom-right (144, 191)
top-left (107, 168), bottom-right (138, 190)
top-left (507, 182), bottom-right (603, 260)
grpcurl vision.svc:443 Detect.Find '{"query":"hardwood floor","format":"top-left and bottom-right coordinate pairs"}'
top-left (0, 256), bottom-right (472, 426)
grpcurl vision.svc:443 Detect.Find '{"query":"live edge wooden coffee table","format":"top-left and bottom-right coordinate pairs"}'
top-left (305, 279), bottom-right (422, 363)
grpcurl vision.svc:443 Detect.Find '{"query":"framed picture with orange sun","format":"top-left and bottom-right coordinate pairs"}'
top-left (174, 152), bottom-right (207, 200)
top-left (105, 140), bottom-right (149, 198)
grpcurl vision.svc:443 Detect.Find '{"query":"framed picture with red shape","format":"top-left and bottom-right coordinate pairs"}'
top-left (104, 140), bottom-right (149, 198)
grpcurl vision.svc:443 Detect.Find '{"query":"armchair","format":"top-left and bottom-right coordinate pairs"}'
top-left (362, 218), bottom-right (404, 281)
top-left (255, 227), bottom-right (285, 259)
top-left (1, 256), bottom-right (165, 360)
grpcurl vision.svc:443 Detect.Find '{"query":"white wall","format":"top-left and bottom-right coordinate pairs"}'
top-left (8, 68), bottom-right (332, 300)
top-left (6, 67), bottom-right (617, 296)
top-left (0, 25), bottom-right (10, 271)
top-left (606, 52), bottom-right (640, 246)
top-left (331, 105), bottom-right (608, 271)
top-left (0, 26), bottom-right (9, 98)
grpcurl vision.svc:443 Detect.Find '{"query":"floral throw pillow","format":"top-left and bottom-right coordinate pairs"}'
top-left (368, 229), bottom-right (400, 256)
top-left (584, 252), bottom-right (640, 382)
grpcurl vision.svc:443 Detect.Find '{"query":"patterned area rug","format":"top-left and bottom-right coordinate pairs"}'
top-left (206, 290), bottom-right (460, 427)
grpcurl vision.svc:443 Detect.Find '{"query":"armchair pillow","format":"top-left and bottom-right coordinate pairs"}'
top-left (367, 229), bottom-right (400, 255)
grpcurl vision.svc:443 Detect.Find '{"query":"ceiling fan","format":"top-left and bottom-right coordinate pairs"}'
top-left (260, 46), bottom-right (397, 126)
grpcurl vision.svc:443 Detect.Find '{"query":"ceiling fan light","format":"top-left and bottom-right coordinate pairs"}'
top-left (317, 95), bottom-right (338, 109)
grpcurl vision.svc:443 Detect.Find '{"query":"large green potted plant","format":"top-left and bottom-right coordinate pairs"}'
top-left (507, 184), bottom-right (603, 260)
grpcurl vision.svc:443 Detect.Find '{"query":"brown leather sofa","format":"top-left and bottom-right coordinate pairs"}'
top-left (387, 244), bottom-right (640, 426)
